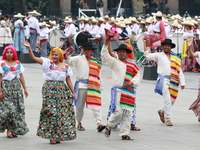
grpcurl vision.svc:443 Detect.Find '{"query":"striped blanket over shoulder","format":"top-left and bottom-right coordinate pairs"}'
top-left (170, 53), bottom-right (181, 100)
top-left (120, 59), bottom-right (139, 110)
top-left (85, 57), bottom-right (102, 109)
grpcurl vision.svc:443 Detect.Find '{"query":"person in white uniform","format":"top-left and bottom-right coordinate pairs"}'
top-left (143, 38), bottom-right (185, 126)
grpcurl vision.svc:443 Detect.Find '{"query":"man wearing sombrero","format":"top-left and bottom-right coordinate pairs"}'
top-left (27, 10), bottom-right (41, 52)
top-left (66, 42), bottom-right (105, 132)
top-left (143, 38), bottom-right (185, 126)
top-left (102, 36), bottom-right (140, 140)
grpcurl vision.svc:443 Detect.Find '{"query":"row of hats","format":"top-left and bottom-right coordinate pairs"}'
top-left (13, 10), bottom-right (41, 18)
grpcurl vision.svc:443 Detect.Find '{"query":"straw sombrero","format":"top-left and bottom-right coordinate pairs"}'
top-left (116, 22), bottom-right (126, 28)
top-left (171, 20), bottom-right (182, 28)
top-left (124, 19), bottom-right (131, 25)
top-left (98, 17), bottom-right (105, 22)
top-left (182, 20), bottom-right (194, 26)
top-left (28, 10), bottom-right (41, 16)
top-left (65, 18), bottom-right (73, 23)
top-left (91, 18), bottom-right (98, 23)
top-left (14, 13), bottom-right (25, 18)
top-left (103, 15), bottom-right (110, 19)
top-left (108, 17), bottom-right (115, 23)
top-left (40, 22), bottom-right (50, 27)
top-left (152, 11), bottom-right (162, 17)
top-left (49, 20), bottom-right (56, 25)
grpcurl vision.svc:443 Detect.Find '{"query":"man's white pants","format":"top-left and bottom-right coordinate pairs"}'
top-left (161, 78), bottom-right (175, 122)
top-left (75, 89), bottom-right (102, 124)
top-left (108, 89), bottom-right (133, 136)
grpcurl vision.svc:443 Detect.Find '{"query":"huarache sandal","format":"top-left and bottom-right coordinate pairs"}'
top-left (158, 110), bottom-right (165, 123)
top-left (7, 130), bottom-right (13, 138)
top-left (130, 124), bottom-right (140, 131)
top-left (12, 133), bottom-right (17, 138)
top-left (77, 124), bottom-right (85, 131)
top-left (122, 135), bottom-right (134, 140)
top-left (104, 127), bottom-right (111, 138)
top-left (166, 120), bottom-right (173, 126)
top-left (97, 125), bottom-right (106, 132)
top-left (50, 140), bottom-right (57, 144)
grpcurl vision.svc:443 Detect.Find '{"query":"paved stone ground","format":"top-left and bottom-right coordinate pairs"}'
top-left (0, 62), bottom-right (200, 150)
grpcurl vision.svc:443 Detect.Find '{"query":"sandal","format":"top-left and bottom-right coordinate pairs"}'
top-left (130, 124), bottom-right (140, 131)
top-left (122, 135), bottom-right (134, 140)
top-left (104, 127), bottom-right (111, 138)
top-left (166, 120), bottom-right (173, 126)
top-left (50, 140), bottom-right (56, 144)
top-left (97, 125), bottom-right (106, 132)
top-left (7, 130), bottom-right (13, 138)
top-left (12, 133), bottom-right (18, 138)
top-left (77, 124), bottom-right (85, 131)
top-left (158, 110), bottom-right (165, 123)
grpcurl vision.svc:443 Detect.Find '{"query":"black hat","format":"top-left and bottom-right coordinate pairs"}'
top-left (113, 43), bottom-right (132, 54)
top-left (82, 42), bottom-right (96, 50)
top-left (161, 39), bottom-right (176, 49)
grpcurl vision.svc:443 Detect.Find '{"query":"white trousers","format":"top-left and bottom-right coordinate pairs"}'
top-left (75, 89), bottom-right (102, 124)
top-left (108, 89), bottom-right (133, 136)
top-left (161, 79), bottom-right (175, 122)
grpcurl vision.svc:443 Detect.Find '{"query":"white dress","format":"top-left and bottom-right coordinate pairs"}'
top-left (0, 20), bottom-right (13, 45)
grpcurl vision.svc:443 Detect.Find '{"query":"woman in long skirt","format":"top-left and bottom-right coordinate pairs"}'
top-left (0, 45), bottom-right (29, 138)
top-left (22, 41), bottom-right (76, 144)
top-left (187, 39), bottom-right (200, 122)
top-left (13, 13), bottom-right (27, 53)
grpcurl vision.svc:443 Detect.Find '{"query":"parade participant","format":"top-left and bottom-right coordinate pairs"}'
top-left (143, 38), bottom-right (185, 126)
top-left (0, 46), bottom-right (29, 138)
top-left (49, 20), bottom-right (57, 29)
top-left (13, 13), bottom-right (27, 53)
top-left (151, 11), bottom-right (166, 41)
top-left (108, 17), bottom-right (117, 32)
top-left (170, 20), bottom-right (182, 34)
top-left (124, 19), bottom-right (132, 37)
top-left (145, 18), bottom-right (153, 34)
top-left (187, 39), bottom-right (200, 121)
top-left (27, 10), bottom-right (40, 52)
top-left (65, 42), bottom-right (105, 132)
top-left (22, 41), bottom-right (76, 144)
top-left (96, 17), bottom-right (105, 53)
top-left (164, 19), bottom-right (170, 36)
top-left (131, 17), bottom-right (139, 34)
top-left (64, 18), bottom-right (76, 38)
top-left (106, 41), bottom-right (140, 131)
top-left (181, 20), bottom-right (195, 71)
top-left (90, 18), bottom-right (99, 58)
top-left (78, 16), bottom-right (85, 31)
top-left (84, 18), bottom-right (91, 32)
top-left (39, 22), bottom-right (49, 58)
top-left (138, 20), bottom-right (147, 34)
top-left (104, 15), bottom-right (112, 30)
top-left (102, 36), bottom-right (140, 140)
top-left (116, 22), bottom-right (129, 40)
top-left (0, 15), bottom-right (13, 47)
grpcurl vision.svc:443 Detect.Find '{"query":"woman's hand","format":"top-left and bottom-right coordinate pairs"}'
top-left (72, 92), bottom-right (75, 101)
top-left (21, 41), bottom-right (31, 48)
top-left (0, 90), bottom-right (3, 100)
top-left (24, 89), bottom-right (28, 98)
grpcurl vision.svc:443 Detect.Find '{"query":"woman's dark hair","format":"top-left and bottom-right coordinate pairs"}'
top-left (156, 16), bottom-right (162, 20)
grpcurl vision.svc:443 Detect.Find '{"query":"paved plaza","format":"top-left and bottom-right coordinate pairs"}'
top-left (0, 62), bottom-right (200, 150)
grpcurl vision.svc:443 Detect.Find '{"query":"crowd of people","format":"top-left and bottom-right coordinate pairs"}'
top-left (0, 9), bottom-right (200, 144)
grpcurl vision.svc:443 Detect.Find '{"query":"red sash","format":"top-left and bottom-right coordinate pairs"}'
top-left (39, 39), bottom-right (47, 50)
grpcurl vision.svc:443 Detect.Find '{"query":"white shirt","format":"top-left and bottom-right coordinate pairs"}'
top-left (105, 22), bottom-right (112, 30)
top-left (146, 24), bottom-right (153, 34)
top-left (126, 25), bottom-right (132, 37)
top-left (79, 22), bottom-right (84, 31)
top-left (28, 16), bottom-right (40, 33)
top-left (14, 19), bottom-right (24, 27)
top-left (64, 23), bottom-right (76, 37)
top-left (90, 24), bottom-right (99, 37)
top-left (165, 26), bottom-right (170, 36)
top-left (144, 51), bottom-right (185, 86)
top-left (25, 25), bottom-right (29, 39)
top-left (39, 27), bottom-right (49, 40)
top-left (0, 60), bottom-right (24, 81)
top-left (65, 55), bottom-right (103, 89)
top-left (84, 23), bottom-right (91, 32)
top-left (152, 21), bottom-right (160, 32)
top-left (96, 23), bottom-right (105, 38)
top-left (42, 57), bottom-right (73, 81)
top-left (131, 23), bottom-right (139, 34)
top-left (196, 52), bottom-right (200, 65)
top-left (182, 32), bottom-right (193, 40)
top-left (101, 45), bottom-right (140, 87)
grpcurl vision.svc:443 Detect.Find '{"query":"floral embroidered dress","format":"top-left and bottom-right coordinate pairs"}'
top-left (0, 20), bottom-right (13, 45)
top-left (0, 60), bottom-right (29, 135)
top-left (36, 57), bottom-right (76, 141)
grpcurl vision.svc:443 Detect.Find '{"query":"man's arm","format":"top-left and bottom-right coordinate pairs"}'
top-left (108, 40), bottom-right (117, 58)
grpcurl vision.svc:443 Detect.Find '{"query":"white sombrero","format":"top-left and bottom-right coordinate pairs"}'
top-left (152, 11), bottom-right (162, 17)
top-left (171, 20), bottom-right (182, 28)
top-left (182, 20), bottom-right (194, 26)
top-left (98, 17), bottom-right (105, 22)
top-left (28, 10), bottom-right (41, 16)
top-left (116, 21), bottom-right (126, 28)
top-left (65, 18), bottom-right (73, 23)
top-left (14, 13), bottom-right (25, 18)
top-left (49, 20), bottom-right (57, 25)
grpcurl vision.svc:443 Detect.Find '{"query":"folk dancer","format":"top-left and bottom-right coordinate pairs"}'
top-left (143, 38), bottom-right (185, 126)
top-left (27, 10), bottom-right (40, 52)
top-left (102, 37), bottom-right (140, 140)
top-left (22, 41), bottom-right (76, 144)
top-left (39, 22), bottom-right (49, 58)
top-left (65, 42), bottom-right (105, 132)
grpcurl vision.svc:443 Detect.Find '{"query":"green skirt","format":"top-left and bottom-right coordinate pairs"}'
top-left (36, 80), bottom-right (76, 141)
top-left (0, 78), bottom-right (29, 135)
